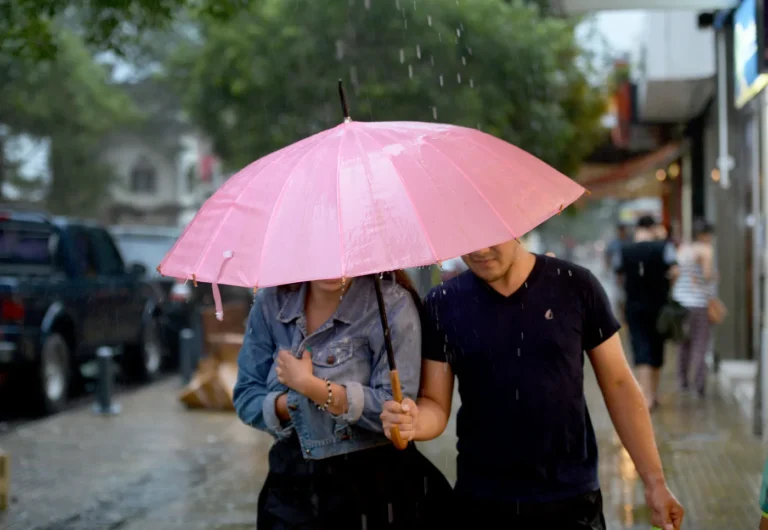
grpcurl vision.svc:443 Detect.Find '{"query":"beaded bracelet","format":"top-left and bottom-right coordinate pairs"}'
top-left (315, 378), bottom-right (333, 411)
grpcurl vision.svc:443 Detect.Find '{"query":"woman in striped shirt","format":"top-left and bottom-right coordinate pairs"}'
top-left (671, 220), bottom-right (716, 397)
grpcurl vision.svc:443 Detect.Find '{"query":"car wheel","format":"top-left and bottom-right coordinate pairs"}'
top-left (33, 333), bottom-right (71, 415)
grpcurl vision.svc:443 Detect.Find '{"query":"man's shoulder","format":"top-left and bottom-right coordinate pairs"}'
top-left (539, 255), bottom-right (597, 285)
top-left (425, 270), bottom-right (476, 308)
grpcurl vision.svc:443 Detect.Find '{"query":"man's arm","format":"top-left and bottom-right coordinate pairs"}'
top-left (413, 359), bottom-right (454, 441)
top-left (589, 333), bottom-right (665, 485)
top-left (381, 359), bottom-right (454, 442)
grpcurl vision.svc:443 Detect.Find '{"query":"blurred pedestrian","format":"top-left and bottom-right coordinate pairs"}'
top-left (614, 216), bottom-right (677, 410)
top-left (381, 239), bottom-right (684, 530)
top-left (672, 220), bottom-right (716, 397)
top-left (605, 223), bottom-right (630, 320)
top-left (234, 272), bottom-right (452, 529)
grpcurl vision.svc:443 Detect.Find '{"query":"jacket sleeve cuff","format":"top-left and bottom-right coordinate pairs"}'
top-left (262, 391), bottom-right (294, 439)
top-left (331, 381), bottom-right (364, 424)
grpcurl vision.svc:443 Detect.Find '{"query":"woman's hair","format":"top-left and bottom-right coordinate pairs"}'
top-left (693, 218), bottom-right (714, 239)
top-left (391, 270), bottom-right (423, 311)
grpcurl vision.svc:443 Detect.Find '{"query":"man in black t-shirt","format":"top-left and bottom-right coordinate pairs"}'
top-left (614, 215), bottom-right (677, 410)
top-left (380, 239), bottom-right (683, 530)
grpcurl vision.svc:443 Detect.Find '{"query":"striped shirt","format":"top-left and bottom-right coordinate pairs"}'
top-left (672, 244), bottom-right (714, 308)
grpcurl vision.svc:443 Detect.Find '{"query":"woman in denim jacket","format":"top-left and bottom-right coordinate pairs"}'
top-left (233, 271), bottom-right (451, 529)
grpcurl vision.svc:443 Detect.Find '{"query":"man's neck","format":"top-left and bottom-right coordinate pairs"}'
top-left (487, 250), bottom-right (536, 297)
top-left (635, 229), bottom-right (655, 242)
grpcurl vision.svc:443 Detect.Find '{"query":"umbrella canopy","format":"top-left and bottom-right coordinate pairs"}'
top-left (159, 121), bottom-right (584, 289)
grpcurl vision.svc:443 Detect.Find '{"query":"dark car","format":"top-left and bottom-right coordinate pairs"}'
top-left (109, 225), bottom-right (252, 365)
top-left (0, 211), bottom-right (164, 414)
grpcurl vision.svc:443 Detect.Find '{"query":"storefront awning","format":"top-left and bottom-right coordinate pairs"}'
top-left (576, 142), bottom-right (683, 199)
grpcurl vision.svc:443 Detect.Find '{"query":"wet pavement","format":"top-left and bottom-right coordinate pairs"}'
top-left (0, 264), bottom-right (765, 529)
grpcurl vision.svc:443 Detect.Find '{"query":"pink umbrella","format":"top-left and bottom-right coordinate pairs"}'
top-left (159, 81), bottom-right (585, 448)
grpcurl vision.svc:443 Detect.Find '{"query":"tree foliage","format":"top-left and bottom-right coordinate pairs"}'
top-left (0, 0), bottom-right (251, 60)
top-left (170, 0), bottom-right (606, 177)
top-left (0, 29), bottom-right (137, 213)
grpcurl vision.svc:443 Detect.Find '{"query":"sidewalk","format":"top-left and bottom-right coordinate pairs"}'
top-left (0, 273), bottom-right (766, 529)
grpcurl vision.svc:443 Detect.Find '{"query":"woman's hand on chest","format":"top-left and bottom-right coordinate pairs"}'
top-left (275, 349), bottom-right (314, 393)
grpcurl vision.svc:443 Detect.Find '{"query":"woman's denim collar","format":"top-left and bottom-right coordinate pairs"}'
top-left (277, 276), bottom-right (373, 325)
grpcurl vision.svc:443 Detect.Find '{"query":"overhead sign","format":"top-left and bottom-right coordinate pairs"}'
top-left (734, 0), bottom-right (768, 108)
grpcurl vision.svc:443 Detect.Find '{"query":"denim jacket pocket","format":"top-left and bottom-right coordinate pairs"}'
top-left (311, 338), bottom-right (365, 369)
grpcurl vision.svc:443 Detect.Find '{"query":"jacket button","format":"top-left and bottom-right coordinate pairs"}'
top-left (288, 404), bottom-right (298, 411)
top-left (305, 449), bottom-right (311, 455)
top-left (326, 354), bottom-right (336, 364)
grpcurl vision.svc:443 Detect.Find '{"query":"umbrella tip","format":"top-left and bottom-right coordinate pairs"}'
top-left (338, 79), bottom-right (351, 122)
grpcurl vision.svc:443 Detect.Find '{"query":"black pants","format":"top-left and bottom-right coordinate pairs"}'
top-left (455, 490), bottom-right (607, 530)
top-left (625, 307), bottom-right (665, 368)
top-left (257, 435), bottom-right (453, 530)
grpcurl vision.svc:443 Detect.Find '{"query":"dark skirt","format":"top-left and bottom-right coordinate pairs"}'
top-left (257, 434), bottom-right (453, 530)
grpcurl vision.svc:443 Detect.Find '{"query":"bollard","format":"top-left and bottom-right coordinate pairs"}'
top-left (93, 346), bottom-right (120, 415)
top-left (0, 448), bottom-right (8, 511)
top-left (179, 328), bottom-right (196, 386)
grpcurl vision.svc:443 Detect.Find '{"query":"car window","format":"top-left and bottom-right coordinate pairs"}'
top-left (112, 234), bottom-right (177, 278)
top-left (0, 221), bottom-right (55, 268)
top-left (87, 228), bottom-right (126, 275)
top-left (69, 227), bottom-right (100, 277)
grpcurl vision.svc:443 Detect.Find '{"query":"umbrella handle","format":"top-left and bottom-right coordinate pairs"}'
top-left (389, 369), bottom-right (409, 450)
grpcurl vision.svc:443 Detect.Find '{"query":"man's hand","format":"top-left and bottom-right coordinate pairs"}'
top-left (646, 481), bottom-right (684, 530)
top-left (380, 398), bottom-right (419, 442)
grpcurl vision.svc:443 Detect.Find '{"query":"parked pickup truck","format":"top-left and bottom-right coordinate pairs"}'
top-left (0, 210), bottom-right (164, 414)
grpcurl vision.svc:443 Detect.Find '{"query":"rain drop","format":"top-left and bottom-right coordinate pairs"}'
top-left (517, 348), bottom-right (521, 357)
top-left (462, 56), bottom-right (467, 66)
top-left (427, 14), bottom-right (432, 26)
top-left (432, 106), bottom-right (438, 119)
top-left (399, 49), bottom-right (405, 64)
top-left (599, 328), bottom-right (603, 338)
top-left (438, 32), bottom-right (442, 42)
top-left (430, 55), bottom-right (435, 66)
top-left (396, 0), bottom-right (401, 9)
top-left (516, 389), bottom-right (519, 400)
top-left (467, 46), bottom-right (473, 55)
top-left (521, 332), bottom-right (524, 340)
top-left (639, 262), bottom-right (645, 276)
top-left (388, 503), bottom-right (394, 523)
top-left (568, 270), bottom-right (572, 277)
top-left (545, 309), bottom-right (554, 320)
top-left (442, 289), bottom-right (447, 295)
top-left (416, 44), bottom-right (422, 59)
top-left (469, 78), bottom-right (474, 88)
top-left (457, 73), bottom-right (462, 84)
top-left (364, 0), bottom-right (371, 8)
top-left (408, 64), bottom-right (414, 78)
top-left (404, 18), bottom-right (408, 29)
top-left (361, 514), bottom-right (368, 530)
top-left (557, 268), bottom-right (561, 275)
top-left (456, 28), bottom-right (461, 38)
top-left (524, 282), bottom-right (528, 288)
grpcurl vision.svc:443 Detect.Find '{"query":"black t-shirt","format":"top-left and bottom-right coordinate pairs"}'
top-left (422, 255), bottom-right (620, 502)
top-left (616, 240), bottom-right (675, 313)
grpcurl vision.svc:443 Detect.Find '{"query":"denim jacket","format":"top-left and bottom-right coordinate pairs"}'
top-left (233, 275), bottom-right (421, 460)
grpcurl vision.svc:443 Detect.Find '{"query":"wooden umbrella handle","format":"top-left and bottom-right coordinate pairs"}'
top-left (389, 370), bottom-right (409, 450)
